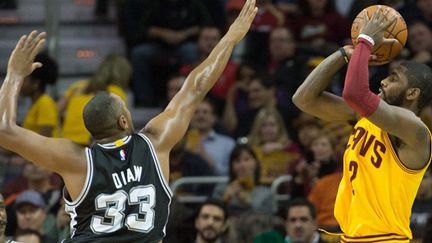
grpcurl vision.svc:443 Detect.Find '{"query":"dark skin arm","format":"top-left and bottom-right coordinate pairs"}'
top-left (292, 47), bottom-right (357, 123)
top-left (0, 31), bottom-right (87, 200)
top-left (141, 0), bottom-right (258, 182)
top-left (358, 7), bottom-right (430, 169)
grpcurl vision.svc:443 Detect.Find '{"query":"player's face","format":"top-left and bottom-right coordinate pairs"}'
top-left (380, 67), bottom-right (409, 106)
top-left (286, 206), bottom-right (317, 243)
top-left (233, 150), bottom-right (257, 178)
top-left (0, 194), bottom-right (6, 235)
top-left (191, 102), bottom-right (216, 132)
top-left (16, 204), bottom-right (46, 231)
top-left (259, 115), bottom-right (279, 143)
top-left (195, 205), bottom-right (225, 242)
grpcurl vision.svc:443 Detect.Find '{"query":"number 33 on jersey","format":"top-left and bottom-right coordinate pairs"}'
top-left (62, 134), bottom-right (172, 243)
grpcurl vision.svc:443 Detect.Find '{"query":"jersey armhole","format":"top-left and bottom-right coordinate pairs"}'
top-left (63, 147), bottom-right (94, 206)
top-left (137, 133), bottom-right (174, 198)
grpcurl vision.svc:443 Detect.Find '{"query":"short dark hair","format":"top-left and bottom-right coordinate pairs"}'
top-left (285, 198), bottom-right (316, 220)
top-left (196, 199), bottom-right (227, 222)
top-left (83, 92), bottom-right (123, 139)
top-left (30, 53), bottom-right (58, 92)
top-left (400, 61), bottom-right (432, 111)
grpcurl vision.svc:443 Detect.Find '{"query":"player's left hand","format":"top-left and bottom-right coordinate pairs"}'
top-left (8, 31), bottom-right (46, 78)
top-left (226, 0), bottom-right (258, 44)
top-left (359, 7), bottom-right (398, 48)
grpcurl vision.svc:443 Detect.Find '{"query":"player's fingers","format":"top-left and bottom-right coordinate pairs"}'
top-left (364, 9), bottom-right (369, 22)
top-left (384, 16), bottom-right (397, 29)
top-left (245, 0), bottom-right (255, 16)
top-left (16, 35), bottom-right (27, 50)
top-left (31, 62), bottom-right (43, 72)
top-left (371, 6), bottom-right (380, 21)
top-left (30, 32), bottom-right (45, 49)
top-left (31, 39), bottom-right (45, 57)
top-left (25, 30), bottom-right (38, 49)
top-left (239, 0), bottom-right (250, 17)
top-left (383, 38), bottom-right (398, 45)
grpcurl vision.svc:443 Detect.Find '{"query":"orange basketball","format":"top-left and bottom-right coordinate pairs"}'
top-left (351, 5), bottom-right (407, 65)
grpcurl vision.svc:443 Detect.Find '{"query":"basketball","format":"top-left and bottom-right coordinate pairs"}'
top-left (351, 5), bottom-right (407, 65)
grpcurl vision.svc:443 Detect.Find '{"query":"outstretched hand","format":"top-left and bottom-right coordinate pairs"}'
top-left (359, 7), bottom-right (398, 48)
top-left (226, 0), bottom-right (258, 44)
top-left (7, 31), bottom-right (46, 77)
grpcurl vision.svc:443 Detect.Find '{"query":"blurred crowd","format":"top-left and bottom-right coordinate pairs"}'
top-left (1, 0), bottom-right (432, 242)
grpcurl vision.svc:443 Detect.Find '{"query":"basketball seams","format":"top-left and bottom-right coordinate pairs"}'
top-left (350, 5), bottom-right (406, 64)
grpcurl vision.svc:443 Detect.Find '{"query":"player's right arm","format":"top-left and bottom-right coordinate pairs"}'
top-left (142, 0), bottom-right (258, 182)
top-left (0, 31), bottom-right (86, 176)
top-left (292, 46), bottom-right (357, 122)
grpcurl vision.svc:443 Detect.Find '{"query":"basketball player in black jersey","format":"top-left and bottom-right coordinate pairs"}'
top-left (0, 1), bottom-right (258, 242)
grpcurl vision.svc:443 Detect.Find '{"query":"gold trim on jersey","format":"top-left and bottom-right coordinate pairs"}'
top-left (382, 125), bottom-right (432, 174)
top-left (340, 233), bottom-right (409, 242)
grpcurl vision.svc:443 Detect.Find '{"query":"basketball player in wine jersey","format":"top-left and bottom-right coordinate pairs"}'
top-left (0, 1), bottom-right (258, 242)
top-left (293, 7), bottom-right (432, 242)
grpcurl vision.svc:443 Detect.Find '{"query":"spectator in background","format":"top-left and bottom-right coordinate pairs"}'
top-left (308, 172), bottom-right (342, 232)
top-left (20, 53), bottom-right (59, 138)
top-left (291, 131), bottom-right (340, 198)
top-left (244, 0), bottom-right (285, 66)
top-left (267, 27), bottom-right (306, 123)
top-left (223, 62), bottom-right (258, 117)
top-left (13, 191), bottom-right (56, 243)
top-left (3, 162), bottom-right (61, 214)
top-left (165, 75), bottom-right (186, 103)
top-left (180, 26), bottom-right (239, 112)
top-left (126, 0), bottom-right (212, 106)
top-left (58, 54), bottom-right (131, 145)
top-left (411, 166), bottom-right (432, 239)
top-left (290, 0), bottom-right (349, 56)
top-left (14, 229), bottom-right (42, 243)
top-left (0, 193), bottom-right (9, 243)
top-left (194, 200), bottom-right (227, 243)
top-left (407, 21), bottom-right (432, 66)
top-left (247, 107), bottom-right (303, 185)
top-left (284, 198), bottom-right (327, 243)
top-left (292, 112), bottom-right (322, 161)
top-left (169, 137), bottom-right (214, 195)
top-left (212, 144), bottom-right (274, 215)
top-left (423, 216), bottom-right (432, 243)
top-left (186, 98), bottom-right (235, 176)
top-left (223, 75), bottom-right (291, 138)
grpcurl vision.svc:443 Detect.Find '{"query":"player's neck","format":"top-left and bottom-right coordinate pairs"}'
top-left (94, 131), bottom-right (131, 145)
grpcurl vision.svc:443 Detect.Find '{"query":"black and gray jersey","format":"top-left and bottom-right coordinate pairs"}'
top-left (62, 133), bottom-right (172, 243)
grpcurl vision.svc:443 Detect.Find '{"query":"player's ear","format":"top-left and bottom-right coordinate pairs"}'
top-left (118, 114), bottom-right (129, 130)
top-left (406, 87), bottom-right (420, 101)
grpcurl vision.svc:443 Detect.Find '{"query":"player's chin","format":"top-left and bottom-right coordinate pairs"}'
top-left (378, 89), bottom-right (385, 100)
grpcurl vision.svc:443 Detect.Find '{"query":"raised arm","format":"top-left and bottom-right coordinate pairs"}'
top-left (342, 7), bottom-right (431, 169)
top-left (142, 0), bottom-right (258, 180)
top-left (0, 31), bottom-right (85, 175)
top-left (292, 47), bottom-right (356, 122)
